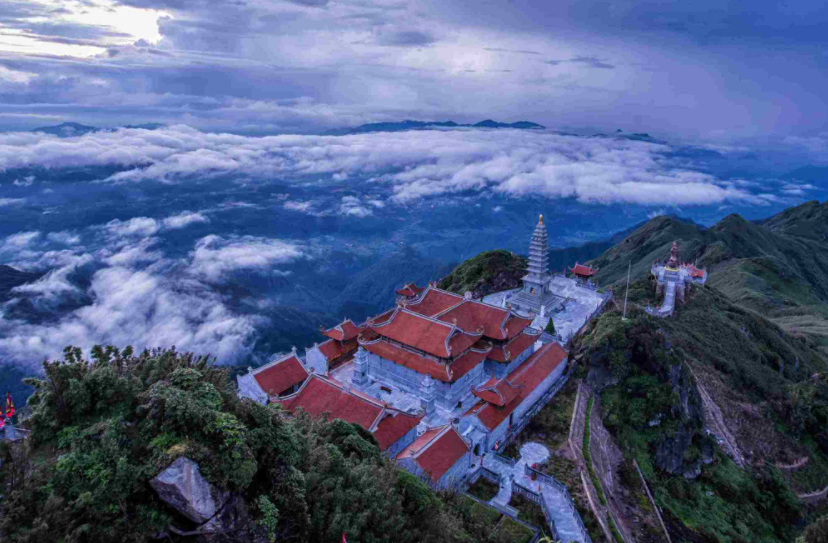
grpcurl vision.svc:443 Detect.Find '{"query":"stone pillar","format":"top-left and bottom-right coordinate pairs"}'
top-left (421, 372), bottom-right (436, 421)
top-left (501, 296), bottom-right (506, 308)
top-left (540, 304), bottom-right (546, 318)
top-left (352, 347), bottom-right (369, 388)
top-left (534, 339), bottom-right (543, 353)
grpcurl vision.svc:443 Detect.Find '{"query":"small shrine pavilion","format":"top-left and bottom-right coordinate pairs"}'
top-left (569, 263), bottom-right (597, 282)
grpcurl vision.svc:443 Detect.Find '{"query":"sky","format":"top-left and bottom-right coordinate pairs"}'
top-left (0, 0), bottom-right (827, 139)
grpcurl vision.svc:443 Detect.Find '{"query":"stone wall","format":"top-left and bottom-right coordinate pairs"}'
top-left (305, 345), bottom-right (327, 375)
top-left (365, 351), bottom-right (487, 410)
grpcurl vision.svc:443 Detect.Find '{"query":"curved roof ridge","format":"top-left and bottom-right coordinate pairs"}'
top-left (252, 350), bottom-right (302, 375)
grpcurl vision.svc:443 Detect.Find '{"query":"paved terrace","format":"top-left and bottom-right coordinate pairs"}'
top-left (483, 442), bottom-right (589, 543)
top-left (483, 276), bottom-right (607, 342)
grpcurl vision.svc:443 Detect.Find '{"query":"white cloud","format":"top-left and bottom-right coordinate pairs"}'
top-left (0, 126), bottom-right (780, 208)
top-left (162, 211), bottom-right (209, 229)
top-left (2, 231), bottom-right (40, 251)
top-left (103, 217), bottom-right (160, 237)
top-left (493, 205), bottom-right (503, 212)
top-left (187, 234), bottom-right (305, 282)
top-left (13, 175), bottom-right (35, 187)
top-left (12, 253), bottom-right (93, 301)
top-left (47, 231), bottom-right (82, 245)
top-left (367, 199), bottom-right (386, 208)
top-left (339, 195), bottom-right (373, 218)
top-left (647, 209), bottom-right (666, 219)
top-left (284, 200), bottom-right (315, 212)
top-left (0, 198), bottom-right (26, 206)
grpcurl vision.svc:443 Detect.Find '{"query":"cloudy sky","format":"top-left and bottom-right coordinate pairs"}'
top-left (1, 0), bottom-right (827, 139)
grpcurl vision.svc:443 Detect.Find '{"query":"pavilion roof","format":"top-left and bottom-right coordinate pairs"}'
top-left (370, 308), bottom-right (480, 358)
top-left (318, 337), bottom-right (359, 362)
top-left (361, 339), bottom-right (488, 383)
top-left (487, 331), bottom-right (539, 363)
top-left (471, 374), bottom-right (524, 407)
top-left (321, 319), bottom-right (363, 342)
top-left (395, 283), bottom-right (426, 297)
top-left (396, 425), bottom-right (469, 483)
top-left (435, 299), bottom-right (531, 340)
top-left (569, 263), bottom-right (597, 277)
top-left (252, 354), bottom-right (309, 397)
top-left (404, 287), bottom-right (464, 317)
top-left (688, 265), bottom-right (705, 278)
top-left (463, 342), bottom-right (568, 430)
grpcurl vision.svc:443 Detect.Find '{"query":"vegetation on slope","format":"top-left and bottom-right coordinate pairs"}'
top-left (572, 279), bottom-right (827, 543)
top-left (0, 345), bottom-right (535, 543)
top-left (438, 249), bottom-right (527, 298)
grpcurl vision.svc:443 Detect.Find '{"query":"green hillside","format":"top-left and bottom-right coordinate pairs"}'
top-left (589, 205), bottom-right (828, 350)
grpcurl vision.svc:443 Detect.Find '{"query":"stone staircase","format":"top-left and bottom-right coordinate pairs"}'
top-left (540, 486), bottom-right (586, 543)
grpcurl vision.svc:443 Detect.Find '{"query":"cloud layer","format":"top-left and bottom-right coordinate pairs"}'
top-left (0, 210), bottom-right (305, 369)
top-left (0, 125), bottom-right (777, 207)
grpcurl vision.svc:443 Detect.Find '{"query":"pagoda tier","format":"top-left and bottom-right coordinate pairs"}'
top-left (524, 216), bottom-right (549, 283)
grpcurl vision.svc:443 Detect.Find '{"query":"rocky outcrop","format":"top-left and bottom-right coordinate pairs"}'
top-left (150, 457), bottom-right (245, 533)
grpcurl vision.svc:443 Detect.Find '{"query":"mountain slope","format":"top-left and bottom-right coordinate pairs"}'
top-left (589, 206), bottom-right (828, 347)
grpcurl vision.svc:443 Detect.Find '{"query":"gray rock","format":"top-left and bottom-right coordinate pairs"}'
top-left (150, 457), bottom-right (229, 525)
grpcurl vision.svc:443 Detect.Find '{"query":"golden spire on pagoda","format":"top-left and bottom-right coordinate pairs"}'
top-left (539, 214), bottom-right (544, 224)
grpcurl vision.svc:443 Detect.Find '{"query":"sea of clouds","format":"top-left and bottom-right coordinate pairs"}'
top-left (0, 125), bottom-right (818, 370)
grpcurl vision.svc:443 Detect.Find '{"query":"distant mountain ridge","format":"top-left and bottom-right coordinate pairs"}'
top-left (325, 119), bottom-right (545, 135)
top-left (32, 122), bottom-right (166, 137)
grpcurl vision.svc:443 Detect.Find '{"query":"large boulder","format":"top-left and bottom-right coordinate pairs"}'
top-left (150, 457), bottom-right (229, 525)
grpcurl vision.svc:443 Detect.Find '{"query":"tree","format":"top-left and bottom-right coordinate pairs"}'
top-left (545, 318), bottom-right (556, 335)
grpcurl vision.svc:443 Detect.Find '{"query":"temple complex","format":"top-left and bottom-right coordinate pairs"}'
top-left (237, 213), bottom-right (609, 491)
top-left (648, 241), bottom-right (707, 317)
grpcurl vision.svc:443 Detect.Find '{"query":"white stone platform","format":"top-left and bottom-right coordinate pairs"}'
top-left (483, 276), bottom-right (606, 343)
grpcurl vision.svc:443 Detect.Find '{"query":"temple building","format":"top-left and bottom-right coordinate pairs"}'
top-left (569, 263), bottom-right (597, 283)
top-left (649, 241), bottom-right (707, 317)
top-left (235, 213), bottom-right (615, 489)
top-left (305, 318), bottom-right (364, 374)
top-left (236, 349), bottom-right (310, 404)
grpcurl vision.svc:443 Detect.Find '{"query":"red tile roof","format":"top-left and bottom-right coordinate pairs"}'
top-left (362, 340), bottom-right (486, 383)
top-left (371, 309), bottom-right (480, 358)
top-left (688, 265), bottom-right (705, 278)
top-left (397, 425), bottom-right (469, 483)
top-left (504, 315), bottom-right (533, 339)
top-left (471, 374), bottom-right (524, 407)
top-left (280, 375), bottom-right (383, 430)
top-left (464, 342), bottom-right (568, 430)
top-left (405, 288), bottom-right (463, 317)
top-left (396, 283), bottom-right (426, 297)
top-left (373, 411), bottom-right (424, 450)
top-left (488, 332), bottom-right (539, 362)
top-left (318, 337), bottom-right (359, 362)
top-left (570, 263), bottom-right (596, 277)
top-left (436, 300), bottom-right (508, 339)
top-left (252, 354), bottom-right (309, 396)
top-left (277, 374), bottom-right (421, 452)
top-left (322, 319), bottom-right (363, 341)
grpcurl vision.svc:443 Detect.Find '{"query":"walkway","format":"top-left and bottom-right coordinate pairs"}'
top-left (483, 442), bottom-right (589, 543)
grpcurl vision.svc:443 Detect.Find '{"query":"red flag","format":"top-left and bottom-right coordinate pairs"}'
top-left (0, 412), bottom-right (4, 431)
top-left (341, 533), bottom-right (347, 543)
top-left (6, 392), bottom-right (14, 419)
